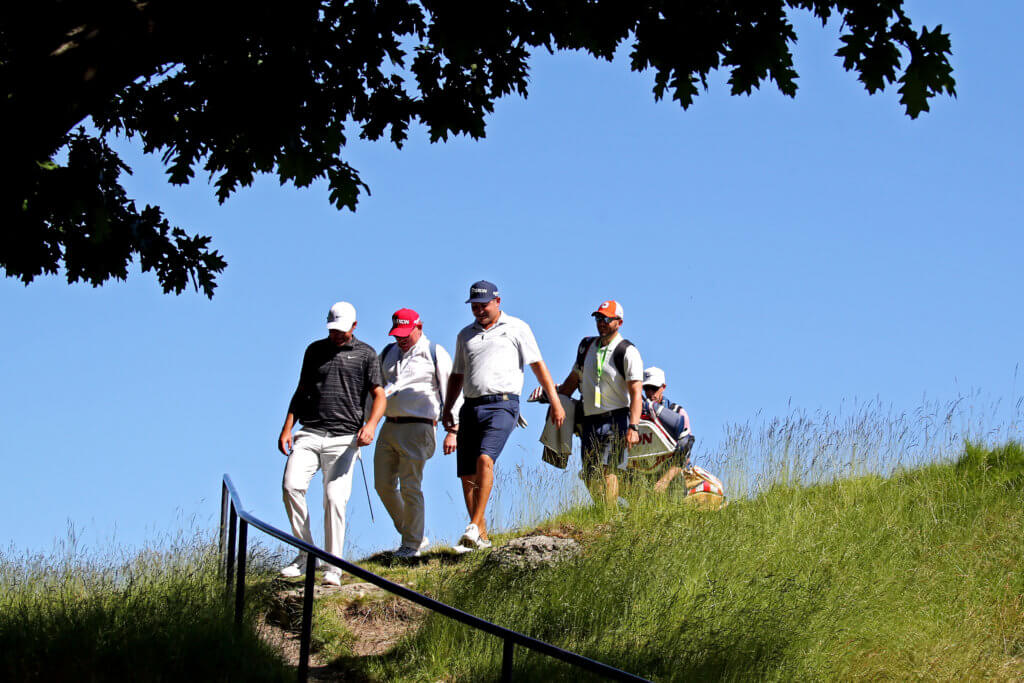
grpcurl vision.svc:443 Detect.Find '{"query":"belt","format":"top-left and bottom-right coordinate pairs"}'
top-left (386, 416), bottom-right (436, 426)
top-left (465, 393), bottom-right (518, 406)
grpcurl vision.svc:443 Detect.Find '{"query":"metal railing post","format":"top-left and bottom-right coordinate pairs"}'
top-left (502, 639), bottom-right (515, 681)
top-left (234, 520), bottom-right (248, 628)
top-left (219, 482), bottom-right (229, 553)
top-left (225, 503), bottom-right (237, 591)
top-left (297, 556), bottom-right (317, 683)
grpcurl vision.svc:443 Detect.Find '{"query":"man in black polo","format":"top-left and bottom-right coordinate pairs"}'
top-left (277, 301), bottom-right (386, 586)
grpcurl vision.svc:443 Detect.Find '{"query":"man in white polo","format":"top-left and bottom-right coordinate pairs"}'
top-left (277, 301), bottom-right (386, 586)
top-left (540, 300), bottom-right (643, 505)
top-left (442, 280), bottom-right (565, 552)
top-left (374, 308), bottom-right (462, 559)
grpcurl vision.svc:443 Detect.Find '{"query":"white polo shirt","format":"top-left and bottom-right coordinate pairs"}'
top-left (574, 333), bottom-right (643, 416)
top-left (380, 335), bottom-right (461, 421)
top-left (453, 312), bottom-right (543, 399)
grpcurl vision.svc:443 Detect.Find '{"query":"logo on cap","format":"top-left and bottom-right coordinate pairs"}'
top-left (465, 280), bottom-right (500, 303)
top-left (388, 308), bottom-right (421, 336)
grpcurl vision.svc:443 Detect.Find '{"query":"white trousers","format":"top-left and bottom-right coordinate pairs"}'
top-left (282, 429), bottom-right (360, 571)
top-left (373, 421), bottom-right (434, 549)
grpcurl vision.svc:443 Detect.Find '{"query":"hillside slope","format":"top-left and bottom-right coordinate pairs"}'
top-left (344, 442), bottom-right (1024, 681)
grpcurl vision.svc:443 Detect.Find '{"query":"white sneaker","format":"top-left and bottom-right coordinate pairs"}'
top-left (279, 562), bottom-right (304, 578)
top-left (452, 542), bottom-right (475, 554)
top-left (476, 537), bottom-right (492, 549)
top-left (458, 523), bottom-right (480, 547)
top-left (322, 570), bottom-right (342, 586)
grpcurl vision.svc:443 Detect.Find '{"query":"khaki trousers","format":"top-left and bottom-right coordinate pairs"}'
top-left (373, 421), bottom-right (435, 549)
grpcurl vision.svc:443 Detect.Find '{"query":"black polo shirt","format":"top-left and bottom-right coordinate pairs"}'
top-left (288, 336), bottom-right (383, 436)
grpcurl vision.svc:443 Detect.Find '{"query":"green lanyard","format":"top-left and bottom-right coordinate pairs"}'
top-left (594, 342), bottom-right (612, 408)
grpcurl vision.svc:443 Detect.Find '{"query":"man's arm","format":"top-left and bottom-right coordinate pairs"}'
top-left (442, 373), bottom-right (464, 454)
top-left (625, 379), bottom-right (643, 448)
top-left (278, 408), bottom-right (298, 456)
top-left (529, 361), bottom-right (565, 427)
top-left (528, 369), bottom-right (579, 401)
top-left (357, 385), bottom-right (386, 446)
top-left (279, 351), bottom-right (310, 455)
top-left (442, 372), bottom-right (464, 429)
top-left (435, 346), bottom-right (461, 455)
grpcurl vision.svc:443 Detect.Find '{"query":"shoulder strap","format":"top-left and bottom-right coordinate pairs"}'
top-left (575, 336), bottom-right (597, 371)
top-left (611, 339), bottom-right (633, 376)
top-left (429, 341), bottom-right (439, 390)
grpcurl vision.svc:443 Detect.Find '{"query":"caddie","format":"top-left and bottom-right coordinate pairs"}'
top-left (536, 300), bottom-right (643, 505)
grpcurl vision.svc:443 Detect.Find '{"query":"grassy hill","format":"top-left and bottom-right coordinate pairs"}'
top-left (346, 441), bottom-right (1024, 681)
top-left (3, 441), bottom-right (1022, 681)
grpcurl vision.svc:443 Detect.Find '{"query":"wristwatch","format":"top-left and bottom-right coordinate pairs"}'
top-left (628, 424), bottom-right (639, 432)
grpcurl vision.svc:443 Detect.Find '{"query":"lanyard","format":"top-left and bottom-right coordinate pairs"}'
top-left (594, 341), bottom-right (612, 408)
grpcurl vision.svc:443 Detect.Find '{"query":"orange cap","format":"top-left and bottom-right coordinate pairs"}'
top-left (593, 300), bottom-right (624, 320)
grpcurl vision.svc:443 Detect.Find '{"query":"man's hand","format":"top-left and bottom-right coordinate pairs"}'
top-left (548, 400), bottom-right (566, 428)
top-left (356, 423), bottom-right (376, 447)
top-left (625, 427), bottom-right (640, 449)
top-left (653, 477), bottom-right (670, 494)
top-left (528, 386), bottom-right (546, 402)
top-left (443, 431), bottom-right (458, 455)
top-left (278, 428), bottom-right (293, 456)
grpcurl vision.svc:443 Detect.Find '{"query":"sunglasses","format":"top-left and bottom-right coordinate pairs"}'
top-left (594, 315), bottom-right (620, 324)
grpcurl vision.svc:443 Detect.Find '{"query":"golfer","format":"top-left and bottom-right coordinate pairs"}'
top-left (442, 281), bottom-right (564, 551)
top-left (277, 301), bottom-right (386, 585)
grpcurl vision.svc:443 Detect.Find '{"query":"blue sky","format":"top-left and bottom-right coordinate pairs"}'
top-left (2, 1), bottom-right (1021, 558)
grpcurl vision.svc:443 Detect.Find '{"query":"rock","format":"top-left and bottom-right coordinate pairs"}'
top-left (486, 535), bottom-right (582, 571)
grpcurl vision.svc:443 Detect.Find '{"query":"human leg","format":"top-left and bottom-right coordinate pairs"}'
top-left (395, 430), bottom-right (430, 548)
top-left (282, 431), bottom-right (323, 564)
top-left (373, 423), bottom-right (406, 542)
top-left (320, 434), bottom-right (359, 573)
top-left (467, 454), bottom-right (494, 537)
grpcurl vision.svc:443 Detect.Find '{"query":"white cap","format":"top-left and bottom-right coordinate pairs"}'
top-left (326, 301), bottom-right (356, 332)
top-left (643, 366), bottom-right (666, 388)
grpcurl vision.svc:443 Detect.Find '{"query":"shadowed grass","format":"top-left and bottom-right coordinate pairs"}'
top-left (0, 530), bottom-right (289, 682)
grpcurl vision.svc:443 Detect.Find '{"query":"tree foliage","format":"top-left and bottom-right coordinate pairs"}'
top-left (1, 0), bottom-right (956, 297)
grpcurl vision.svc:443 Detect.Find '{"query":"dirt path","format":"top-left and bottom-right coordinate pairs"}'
top-left (258, 580), bottom-right (427, 680)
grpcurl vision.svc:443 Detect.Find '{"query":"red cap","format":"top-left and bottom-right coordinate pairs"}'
top-left (593, 300), bottom-right (624, 320)
top-left (388, 308), bottom-right (422, 336)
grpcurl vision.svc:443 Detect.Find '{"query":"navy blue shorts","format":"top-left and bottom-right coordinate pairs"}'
top-left (580, 407), bottom-right (630, 477)
top-left (457, 395), bottom-right (519, 477)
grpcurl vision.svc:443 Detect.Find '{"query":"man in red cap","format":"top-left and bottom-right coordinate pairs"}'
top-left (534, 300), bottom-right (644, 505)
top-left (374, 308), bottom-right (461, 558)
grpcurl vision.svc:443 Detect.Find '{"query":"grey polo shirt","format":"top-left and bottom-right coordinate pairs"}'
top-left (452, 312), bottom-right (542, 399)
top-left (288, 336), bottom-right (383, 436)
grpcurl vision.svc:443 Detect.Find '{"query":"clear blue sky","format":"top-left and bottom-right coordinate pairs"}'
top-left (2, 1), bottom-right (1021, 558)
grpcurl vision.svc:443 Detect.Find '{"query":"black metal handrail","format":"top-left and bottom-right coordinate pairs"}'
top-left (220, 474), bottom-right (650, 682)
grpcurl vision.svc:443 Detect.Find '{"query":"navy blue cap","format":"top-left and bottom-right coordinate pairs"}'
top-left (465, 280), bottom-right (500, 303)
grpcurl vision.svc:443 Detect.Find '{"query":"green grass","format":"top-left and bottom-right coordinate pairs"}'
top-left (4, 396), bottom-right (1022, 681)
top-left (349, 441), bottom-right (1024, 681)
top-left (0, 530), bottom-right (290, 682)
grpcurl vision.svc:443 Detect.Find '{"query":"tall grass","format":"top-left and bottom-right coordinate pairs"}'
top-left (0, 528), bottom-right (289, 682)
top-left (352, 393), bottom-right (1024, 681)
